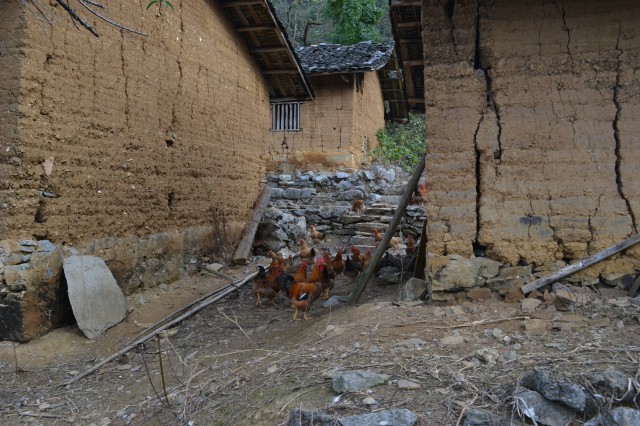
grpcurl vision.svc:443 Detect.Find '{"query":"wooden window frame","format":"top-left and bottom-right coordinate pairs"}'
top-left (271, 102), bottom-right (301, 132)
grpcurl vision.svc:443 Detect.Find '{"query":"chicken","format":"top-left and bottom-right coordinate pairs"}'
top-left (292, 260), bottom-right (308, 283)
top-left (252, 264), bottom-right (281, 307)
top-left (419, 182), bottom-right (427, 202)
top-left (283, 260), bottom-right (325, 320)
top-left (310, 225), bottom-right (324, 244)
top-left (321, 251), bottom-right (336, 299)
top-left (361, 249), bottom-right (373, 270)
top-left (351, 199), bottom-right (365, 215)
top-left (332, 249), bottom-right (345, 276)
top-left (344, 246), bottom-right (363, 284)
top-left (299, 239), bottom-right (316, 259)
top-left (405, 234), bottom-right (416, 256)
top-left (389, 236), bottom-right (402, 250)
top-left (372, 227), bottom-right (383, 246)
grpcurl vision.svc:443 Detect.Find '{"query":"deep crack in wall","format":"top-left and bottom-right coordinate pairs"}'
top-left (424, 0), bottom-right (640, 271)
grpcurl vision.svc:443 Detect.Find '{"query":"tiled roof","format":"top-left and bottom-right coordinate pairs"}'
top-left (296, 41), bottom-right (396, 74)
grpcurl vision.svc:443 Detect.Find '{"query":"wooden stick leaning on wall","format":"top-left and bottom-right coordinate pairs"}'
top-left (233, 185), bottom-right (272, 265)
top-left (521, 233), bottom-right (640, 294)
top-left (349, 153), bottom-right (426, 305)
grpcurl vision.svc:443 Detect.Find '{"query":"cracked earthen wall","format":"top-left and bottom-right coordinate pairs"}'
top-left (0, 2), bottom-right (270, 246)
top-left (267, 72), bottom-right (382, 171)
top-left (424, 0), bottom-right (640, 270)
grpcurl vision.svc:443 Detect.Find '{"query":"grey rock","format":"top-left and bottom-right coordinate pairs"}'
top-left (499, 265), bottom-right (533, 279)
top-left (313, 173), bottom-right (331, 186)
top-left (336, 180), bottom-right (353, 191)
top-left (522, 370), bottom-right (595, 415)
top-left (584, 407), bottom-right (640, 426)
top-left (475, 347), bottom-right (500, 364)
top-left (401, 278), bottom-right (426, 301)
top-left (336, 189), bottom-right (365, 201)
top-left (513, 388), bottom-right (575, 426)
top-left (19, 245), bottom-right (35, 253)
top-left (4, 264), bottom-right (31, 292)
top-left (284, 188), bottom-right (302, 200)
top-left (300, 188), bottom-right (315, 201)
top-left (363, 170), bottom-right (375, 181)
top-left (521, 298), bottom-right (542, 313)
top-left (486, 276), bottom-right (524, 294)
top-left (376, 266), bottom-right (400, 285)
top-left (332, 370), bottom-right (389, 393)
top-left (271, 187), bottom-right (285, 198)
top-left (64, 256), bottom-right (127, 339)
top-left (19, 240), bottom-right (37, 247)
top-left (338, 409), bottom-right (416, 426)
top-left (335, 172), bottom-right (351, 179)
top-left (2, 253), bottom-right (27, 266)
top-left (322, 296), bottom-right (341, 308)
top-left (36, 240), bottom-right (57, 253)
top-left (591, 369), bottom-right (634, 401)
top-left (279, 174), bottom-right (292, 182)
top-left (440, 335), bottom-right (465, 345)
top-left (397, 379), bottom-right (421, 389)
top-left (464, 408), bottom-right (506, 426)
top-left (433, 258), bottom-right (486, 291)
top-left (288, 408), bottom-right (335, 426)
top-left (473, 257), bottom-right (502, 278)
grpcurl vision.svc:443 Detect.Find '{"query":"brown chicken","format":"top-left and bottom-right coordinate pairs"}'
top-left (351, 199), bottom-right (365, 215)
top-left (310, 225), bottom-right (324, 244)
top-left (332, 249), bottom-right (345, 276)
top-left (372, 227), bottom-right (383, 246)
top-left (292, 260), bottom-right (308, 283)
top-left (361, 249), bottom-right (373, 270)
top-left (252, 264), bottom-right (281, 307)
top-left (283, 259), bottom-right (325, 320)
top-left (299, 239), bottom-right (316, 259)
top-left (405, 234), bottom-right (416, 256)
top-left (419, 182), bottom-right (427, 202)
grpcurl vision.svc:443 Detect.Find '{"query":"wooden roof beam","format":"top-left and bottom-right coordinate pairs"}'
top-left (262, 69), bottom-right (300, 75)
top-left (251, 46), bottom-right (289, 53)
top-left (236, 25), bottom-right (274, 32)
top-left (408, 97), bottom-right (425, 104)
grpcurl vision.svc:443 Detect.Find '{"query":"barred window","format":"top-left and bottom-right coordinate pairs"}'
top-left (271, 102), bottom-right (300, 132)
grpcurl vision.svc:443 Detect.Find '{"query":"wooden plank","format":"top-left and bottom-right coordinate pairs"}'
top-left (408, 97), bottom-right (425, 104)
top-left (413, 219), bottom-right (427, 280)
top-left (233, 185), bottom-right (272, 264)
top-left (404, 59), bottom-right (424, 66)
top-left (397, 21), bottom-right (421, 29)
top-left (349, 154), bottom-right (426, 305)
top-left (262, 69), bottom-right (300, 75)
top-left (521, 233), bottom-right (640, 294)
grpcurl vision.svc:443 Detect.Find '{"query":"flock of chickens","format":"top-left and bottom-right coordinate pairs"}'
top-left (252, 184), bottom-right (426, 321)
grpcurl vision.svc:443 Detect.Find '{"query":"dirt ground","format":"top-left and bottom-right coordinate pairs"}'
top-left (1, 259), bottom-right (639, 426)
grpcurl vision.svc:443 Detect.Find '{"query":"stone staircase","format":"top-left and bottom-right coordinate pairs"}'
top-left (256, 165), bottom-right (426, 256)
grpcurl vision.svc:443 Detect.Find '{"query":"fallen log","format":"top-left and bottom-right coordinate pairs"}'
top-left (521, 233), bottom-right (640, 294)
top-left (63, 269), bottom-right (259, 386)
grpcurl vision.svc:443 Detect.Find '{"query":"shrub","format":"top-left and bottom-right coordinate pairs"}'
top-left (371, 113), bottom-right (425, 172)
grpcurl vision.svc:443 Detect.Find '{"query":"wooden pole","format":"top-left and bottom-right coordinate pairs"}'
top-left (521, 233), bottom-right (640, 294)
top-left (63, 270), bottom-right (258, 386)
top-left (233, 185), bottom-right (272, 264)
top-left (349, 154), bottom-right (426, 305)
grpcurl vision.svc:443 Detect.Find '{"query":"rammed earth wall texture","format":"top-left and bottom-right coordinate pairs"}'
top-left (0, 1), bottom-right (270, 246)
top-left (423, 0), bottom-right (640, 271)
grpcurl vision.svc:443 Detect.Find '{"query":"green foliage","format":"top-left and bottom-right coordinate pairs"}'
top-left (325, 0), bottom-right (384, 44)
top-left (371, 114), bottom-right (426, 172)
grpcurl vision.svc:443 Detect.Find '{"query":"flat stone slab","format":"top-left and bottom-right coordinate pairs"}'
top-left (64, 255), bottom-right (127, 339)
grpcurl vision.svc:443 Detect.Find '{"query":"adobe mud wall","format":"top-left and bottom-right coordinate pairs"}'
top-left (423, 0), bottom-right (640, 274)
top-left (0, 2), bottom-right (270, 340)
top-left (268, 72), bottom-right (382, 171)
top-left (1, 1), bottom-right (269, 245)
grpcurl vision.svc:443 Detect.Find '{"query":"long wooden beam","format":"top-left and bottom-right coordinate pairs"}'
top-left (236, 25), bottom-right (274, 33)
top-left (391, 0), bottom-right (422, 7)
top-left (221, 0), bottom-right (264, 7)
top-left (521, 233), bottom-right (640, 294)
top-left (350, 154), bottom-right (426, 305)
top-left (251, 46), bottom-right (289, 53)
top-left (397, 21), bottom-right (421, 29)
